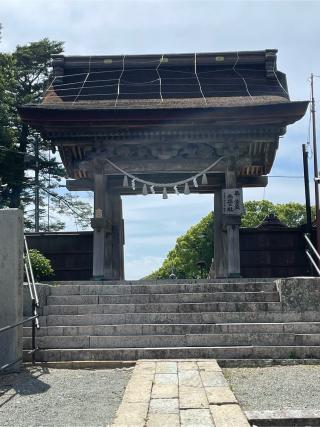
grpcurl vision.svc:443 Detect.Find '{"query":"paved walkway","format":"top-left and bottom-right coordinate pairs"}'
top-left (111, 359), bottom-right (250, 427)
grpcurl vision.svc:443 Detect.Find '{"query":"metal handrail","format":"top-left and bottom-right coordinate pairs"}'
top-left (306, 250), bottom-right (320, 275)
top-left (0, 313), bottom-right (39, 372)
top-left (304, 233), bottom-right (320, 276)
top-left (24, 236), bottom-right (40, 365)
top-left (0, 315), bottom-right (38, 334)
top-left (0, 238), bottom-right (41, 372)
top-left (24, 236), bottom-right (39, 307)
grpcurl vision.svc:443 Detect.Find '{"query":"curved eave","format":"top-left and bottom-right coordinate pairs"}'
top-left (18, 101), bottom-right (309, 129)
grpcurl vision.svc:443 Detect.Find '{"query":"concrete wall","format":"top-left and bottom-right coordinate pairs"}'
top-left (0, 209), bottom-right (24, 372)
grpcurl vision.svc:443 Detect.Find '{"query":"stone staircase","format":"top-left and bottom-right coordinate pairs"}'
top-left (23, 279), bottom-right (320, 363)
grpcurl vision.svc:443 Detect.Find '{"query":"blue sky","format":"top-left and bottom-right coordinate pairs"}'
top-left (1, 0), bottom-right (320, 278)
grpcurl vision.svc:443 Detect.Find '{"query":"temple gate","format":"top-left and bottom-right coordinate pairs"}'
top-left (19, 50), bottom-right (308, 280)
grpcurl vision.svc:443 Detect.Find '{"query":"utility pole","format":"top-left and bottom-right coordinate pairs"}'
top-left (302, 144), bottom-right (312, 234)
top-left (34, 134), bottom-right (40, 232)
top-left (311, 74), bottom-right (320, 255)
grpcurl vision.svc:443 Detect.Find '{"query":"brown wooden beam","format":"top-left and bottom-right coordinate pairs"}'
top-left (66, 175), bottom-right (267, 193)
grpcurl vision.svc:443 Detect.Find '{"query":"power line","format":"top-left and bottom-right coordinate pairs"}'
top-left (268, 175), bottom-right (304, 178)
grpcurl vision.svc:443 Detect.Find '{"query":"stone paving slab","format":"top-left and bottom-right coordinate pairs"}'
top-left (146, 413), bottom-right (180, 427)
top-left (180, 409), bottom-right (214, 426)
top-left (111, 359), bottom-right (250, 427)
top-left (178, 361), bottom-right (198, 371)
top-left (151, 383), bottom-right (179, 399)
top-left (200, 370), bottom-right (228, 387)
top-left (155, 361), bottom-right (177, 373)
top-left (123, 382), bottom-right (152, 403)
top-left (205, 386), bottom-right (238, 404)
top-left (178, 369), bottom-right (202, 387)
top-left (197, 360), bottom-right (222, 372)
top-left (179, 386), bottom-right (209, 409)
top-left (154, 373), bottom-right (178, 385)
top-left (149, 398), bottom-right (179, 414)
top-left (210, 404), bottom-right (250, 427)
top-left (112, 402), bottom-right (149, 426)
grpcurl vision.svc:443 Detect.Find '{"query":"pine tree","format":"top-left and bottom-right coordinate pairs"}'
top-left (0, 37), bottom-right (92, 230)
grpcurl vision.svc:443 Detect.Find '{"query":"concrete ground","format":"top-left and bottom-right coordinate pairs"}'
top-left (0, 366), bottom-right (132, 427)
top-left (224, 365), bottom-right (320, 411)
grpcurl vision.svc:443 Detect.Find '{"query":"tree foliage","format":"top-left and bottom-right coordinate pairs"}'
top-left (29, 249), bottom-right (54, 281)
top-left (147, 200), bottom-right (312, 279)
top-left (241, 200), bottom-right (314, 228)
top-left (148, 213), bottom-right (214, 280)
top-left (0, 36), bottom-right (92, 230)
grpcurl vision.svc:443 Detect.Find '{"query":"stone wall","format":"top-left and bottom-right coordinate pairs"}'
top-left (276, 277), bottom-right (320, 311)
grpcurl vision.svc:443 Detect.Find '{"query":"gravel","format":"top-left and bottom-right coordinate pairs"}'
top-left (224, 365), bottom-right (320, 411)
top-left (0, 366), bottom-right (132, 427)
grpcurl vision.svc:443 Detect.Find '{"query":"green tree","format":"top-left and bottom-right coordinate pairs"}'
top-left (0, 52), bottom-right (17, 189)
top-left (148, 200), bottom-right (312, 279)
top-left (2, 38), bottom-right (64, 210)
top-left (148, 213), bottom-right (214, 279)
top-left (0, 37), bottom-right (92, 230)
top-left (242, 200), bottom-right (314, 228)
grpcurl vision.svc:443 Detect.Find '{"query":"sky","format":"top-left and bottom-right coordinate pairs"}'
top-left (1, 0), bottom-right (320, 278)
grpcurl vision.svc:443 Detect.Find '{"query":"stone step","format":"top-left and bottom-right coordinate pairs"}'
top-left (48, 281), bottom-right (277, 296)
top-left (23, 322), bottom-right (320, 337)
top-left (23, 345), bottom-right (320, 362)
top-left (41, 311), bottom-right (320, 326)
top-left (23, 333), bottom-right (320, 350)
top-left (43, 301), bottom-right (282, 316)
top-left (47, 291), bottom-right (279, 305)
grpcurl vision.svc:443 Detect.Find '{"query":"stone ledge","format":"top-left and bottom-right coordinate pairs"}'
top-left (246, 409), bottom-right (320, 425)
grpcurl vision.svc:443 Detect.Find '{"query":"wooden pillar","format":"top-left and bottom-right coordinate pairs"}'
top-left (91, 172), bottom-right (108, 279)
top-left (103, 190), bottom-right (113, 280)
top-left (224, 170), bottom-right (241, 277)
top-left (214, 189), bottom-right (228, 277)
top-left (109, 194), bottom-right (125, 280)
top-left (91, 172), bottom-right (125, 280)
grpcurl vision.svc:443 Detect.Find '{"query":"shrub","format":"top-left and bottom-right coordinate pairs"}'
top-left (28, 249), bottom-right (54, 281)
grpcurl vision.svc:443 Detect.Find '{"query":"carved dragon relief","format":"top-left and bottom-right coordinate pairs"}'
top-left (90, 142), bottom-right (219, 161)
top-left (64, 137), bottom-right (279, 178)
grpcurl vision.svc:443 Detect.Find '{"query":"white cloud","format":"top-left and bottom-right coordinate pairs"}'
top-left (125, 255), bottom-right (164, 279)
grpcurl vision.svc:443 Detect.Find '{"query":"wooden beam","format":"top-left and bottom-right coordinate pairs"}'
top-left (66, 179), bottom-right (93, 191)
top-left (66, 175), bottom-right (268, 194)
